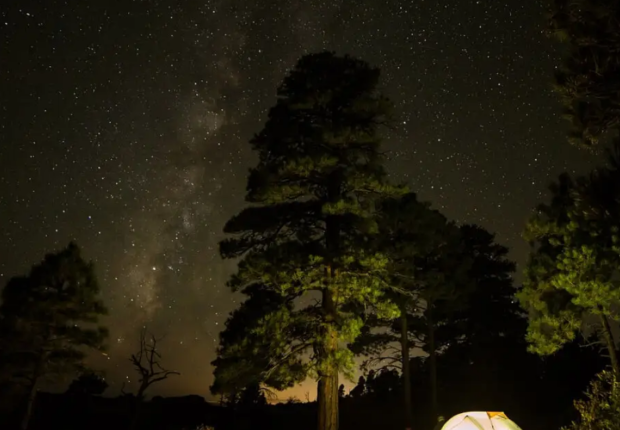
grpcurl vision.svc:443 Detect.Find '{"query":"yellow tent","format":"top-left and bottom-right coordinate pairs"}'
top-left (439, 412), bottom-right (523, 430)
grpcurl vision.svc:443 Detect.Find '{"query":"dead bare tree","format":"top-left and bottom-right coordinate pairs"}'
top-left (124, 327), bottom-right (179, 430)
top-left (129, 327), bottom-right (180, 400)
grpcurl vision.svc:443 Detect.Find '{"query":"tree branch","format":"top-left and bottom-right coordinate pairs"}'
top-left (128, 327), bottom-right (180, 399)
top-left (262, 342), bottom-right (311, 381)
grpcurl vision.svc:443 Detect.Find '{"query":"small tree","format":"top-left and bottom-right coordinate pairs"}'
top-left (349, 376), bottom-right (366, 399)
top-left (237, 382), bottom-right (269, 408)
top-left (0, 242), bottom-right (108, 430)
top-left (563, 371), bottom-right (620, 430)
top-left (66, 370), bottom-right (108, 396)
top-left (128, 328), bottom-right (179, 401)
top-left (124, 328), bottom-right (179, 430)
top-left (364, 369), bottom-right (400, 400)
top-left (338, 384), bottom-right (345, 399)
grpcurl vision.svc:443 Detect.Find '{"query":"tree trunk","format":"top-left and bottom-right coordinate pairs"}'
top-left (317, 175), bottom-right (341, 430)
top-left (400, 310), bottom-right (414, 430)
top-left (20, 377), bottom-right (38, 430)
top-left (20, 354), bottom-right (46, 430)
top-left (598, 310), bottom-right (620, 378)
top-left (428, 305), bottom-right (438, 424)
top-left (317, 286), bottom-right (339, 430)
top-left (317, 364), bottom-right (339, 430)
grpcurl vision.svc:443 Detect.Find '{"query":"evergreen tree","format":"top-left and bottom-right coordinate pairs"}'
top-left (406, 224), bottom-right (472, 424)
top-left (66, 370), bottom-right (108, 396)
top-left (348, 376), bottom-right (366, 399)
top-left (350, 193), bottom-right (472, 426)
top-left (518, 147), bottom-right (620, 376)
top-left (548, 0), bottom-right (620, 147)
top-left (386, 193), bottom-right (466, 426)
top-left (0, 242), bottom-right (108, 430)
top-left (215, 51), bottom-right (402, 430)
top-left (364, 369), bottom-right (400, 400)
top-left (237, 382), bottom-right (269, 408)
top-left (338, 384), bottom-right (346, 399)
top-left (435, 224), bottom-right (518, 352)
top-left (433, 226), bottom-right (523, 414)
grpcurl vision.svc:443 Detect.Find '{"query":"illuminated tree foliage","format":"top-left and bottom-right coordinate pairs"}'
top-left (214, 51), bottom-right (403, 430)
top-left (563, 370), bottom-right (620, 430)
top-left (210, 284), bottom-right (307, 401)
top-left (0, 242), bottom-right (108, 430)
top-left (518, 145), bottom-right (620, 376)
top-left (548, 0), bottom-right (620, 147)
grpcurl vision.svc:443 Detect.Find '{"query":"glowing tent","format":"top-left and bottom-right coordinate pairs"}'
top-left (439, 412), bottom-right (523, 430)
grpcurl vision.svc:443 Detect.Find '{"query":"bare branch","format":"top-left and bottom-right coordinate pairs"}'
top-left (128, 327), bottom-right (180, 400)
top-left (580, 339), bottom-right (604, 348)
top-left (362, 355), bottom-right (403, 373)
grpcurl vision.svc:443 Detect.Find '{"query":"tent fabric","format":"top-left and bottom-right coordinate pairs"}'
top-left (440, 411), bottom-right (522, 430)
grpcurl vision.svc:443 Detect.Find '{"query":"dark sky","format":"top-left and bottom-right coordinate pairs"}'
top-left (0, 0), bottom-right (603, 400)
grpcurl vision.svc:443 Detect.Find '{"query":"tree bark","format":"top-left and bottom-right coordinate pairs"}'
top-left (428, 305), bottom-right (438, 424)
top-left (317, 365), bottom-right (339, 430)
top-left (598, 310), bottom-right (620, 378)
top-left (20, 354), bottom-right (46, 430)
top-left (317, 174), bottom-right (341, 430)
top-left (317, 286), bottom-right (339, 430)
top-left (400, 310), bottom-right (414, 430)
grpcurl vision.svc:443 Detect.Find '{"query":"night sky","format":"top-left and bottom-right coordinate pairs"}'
top-left (0, 0), bottom-right (604, 400)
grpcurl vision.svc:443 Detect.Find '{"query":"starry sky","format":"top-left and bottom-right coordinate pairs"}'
top-left (0, 0), bottom-right (605, 401)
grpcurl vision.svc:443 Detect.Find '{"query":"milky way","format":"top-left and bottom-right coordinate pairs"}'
top-left (0, 0), bottom-right (605, 399)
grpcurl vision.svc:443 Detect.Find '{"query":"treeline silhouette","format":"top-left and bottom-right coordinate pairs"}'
top-left (0, 335), bottom-right (604, 430)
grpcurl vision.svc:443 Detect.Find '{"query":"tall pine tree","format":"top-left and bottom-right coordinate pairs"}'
top-left (433, 225), bottom-right (521, 415)
top-left (435, 224), bottom-right (518, 354)
top-left (350, 193), bottom-right (472, 426)
top-left (0, 242), bottom-right (108, 430)
top-left (216, 51), bottom-right (402, 430)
